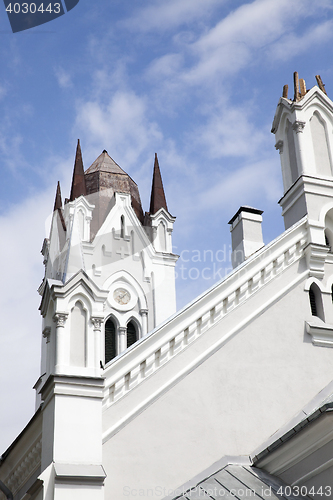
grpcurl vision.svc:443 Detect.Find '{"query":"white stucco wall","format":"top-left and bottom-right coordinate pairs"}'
top-left (102, 258), bottom-right (333, 499)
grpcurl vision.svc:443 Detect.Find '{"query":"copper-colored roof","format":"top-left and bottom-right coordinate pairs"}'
top-left (84, 150), bottom-right (144, 238)
top-left (149, 153), bottom-right (168, 215)
top-left (85, 150), bottom-right (128, 176)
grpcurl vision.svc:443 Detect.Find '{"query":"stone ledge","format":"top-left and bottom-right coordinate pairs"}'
top-left (305, 320), bottom-right (333, 347)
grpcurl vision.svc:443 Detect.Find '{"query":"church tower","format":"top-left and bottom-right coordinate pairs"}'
top-left (272, 73), bottom-right (333, 278)
top-left (35, 144), bottom-right (177, 499)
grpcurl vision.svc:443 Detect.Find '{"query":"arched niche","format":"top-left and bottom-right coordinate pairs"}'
top-left (70, 300), bottom-right (87, 367)
top-left (286, 119), bottom-right (298, 183)
top-left (325, 208), bottom-right (333, 250)
top-left (78, 209), bottom-right (85, 239)
top-left (310, 111), bottom-right (332, 177)
top-left (157, 221), bottom-right (167, 252)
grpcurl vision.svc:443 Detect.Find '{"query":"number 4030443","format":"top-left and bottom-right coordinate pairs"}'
top-left (5, 3), bottom-right (61, 14)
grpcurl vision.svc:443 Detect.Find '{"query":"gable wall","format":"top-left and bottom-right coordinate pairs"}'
top-left (102, 257), bottom-right (333, 498)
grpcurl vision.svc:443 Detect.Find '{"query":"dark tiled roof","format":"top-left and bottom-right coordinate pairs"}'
top-left (85, 150), bottom-right (127, 176)
top-left (253, 402), bottom-right (333, 464)
top-left (171, 465), bottom-right (309, 499)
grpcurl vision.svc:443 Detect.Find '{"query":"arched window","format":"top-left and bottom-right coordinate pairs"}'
top-left (120, 215), bottom-right (125, 239)
top-left (105, 317), bottom-right (116, 364)
top-left (127, 321), bottom-right (137, 348)
top-left (309, 283), bottom-right (324, 321)
top-left (309, 287), bottom-right (317, 316)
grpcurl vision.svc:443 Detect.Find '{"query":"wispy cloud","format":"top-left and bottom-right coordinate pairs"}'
top-left (122, 0), bottom-right (228, 33)
top-left (75, 91), bottom-right (163, 169)
top-left (269, 19), bottom-right (333, 61)
top-left (195, 101), bottom-right (267, 159)
top-left (55, 66), bottom-right (73, 89)
top-left (198, 158), bottom-right (282, 210)
top-left (145, 0), bottom-right (333, 90)
top-left (0, 190), bottom-right (54, 452)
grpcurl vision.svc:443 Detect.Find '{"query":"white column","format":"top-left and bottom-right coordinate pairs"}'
top-left (53, 313), bottom-right (68, 374)
top-left (140, 309), bottom-right (148, 338)
top-left (118, 326), bottom-right (127, 354)
top-left (91, 317), bottom-right (104, 371)
top-left (42, 327), bottom-right (51, 375)
top-left (293, 120), bottom-right (306, 174)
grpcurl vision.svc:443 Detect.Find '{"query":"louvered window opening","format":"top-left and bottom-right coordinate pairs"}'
top-left (105, 318), bottom-right (116, 364)
top-left (309, 288), bottom-right (317, 316)
top-left (325, 233), bottom-right (330, 247)
top-left (127, 321), bottom-right (137, 348)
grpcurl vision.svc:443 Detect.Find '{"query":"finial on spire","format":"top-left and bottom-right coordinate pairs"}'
top-left (53, 181), bottom-right (63, 212)
top-left (300, 78), bottom-right (306, 97)
top-left (149, 153), bottom-right (168, 215)
top-left (293, 72), bottom-right (300, 102)
top-left (70, 139), bottom-right (87, 201)
top-left (315, 75), bottom-right (327, 95)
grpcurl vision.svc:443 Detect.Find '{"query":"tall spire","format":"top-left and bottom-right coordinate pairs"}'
top-left (53, 181), bottom-right (63, 212)
top-left (149, 153), bottom-right (168, 215)
top-left (53, 181), bottom-right (66, 231)
top-left (70, 139), bottom-right (86, 201)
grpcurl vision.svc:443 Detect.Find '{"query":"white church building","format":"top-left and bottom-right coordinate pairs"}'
top-left (1, 73), bottom-right (333, 499)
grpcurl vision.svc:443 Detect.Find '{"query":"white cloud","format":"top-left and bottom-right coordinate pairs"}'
top-left (55, 66), bottom-right (72, 89)
top-left (145, 0), bottom-right (333, 90)
top-left (195, 103), bottom-right (267, 159)
top-left (0, 190), bottom-right (55, 454)
top-left (75, 91), bottom-right (163, 169)
top-left (198, 158), bottom-right (282, 210)
top-left (122, 0), bottom-right (227, 33)
top-left (269, 19), bottom-right (333, 61)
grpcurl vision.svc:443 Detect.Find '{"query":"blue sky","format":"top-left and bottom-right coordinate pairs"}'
top-left (1, 0), bottom-right (333, 453)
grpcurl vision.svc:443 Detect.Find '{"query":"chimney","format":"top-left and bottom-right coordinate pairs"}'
top-left (228, 206), bottom-right (264, 268)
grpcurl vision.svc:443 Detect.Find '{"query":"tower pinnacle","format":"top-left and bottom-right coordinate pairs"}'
top-left (53, 181), bottom-right (63, 212)
top-left (149, 153), bottom-right (168, 215)
top-left (70, 139), bottom-right (86, 201)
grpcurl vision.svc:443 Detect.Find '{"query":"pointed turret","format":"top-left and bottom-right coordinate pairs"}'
top-left (53, 181), bottom-right (66, 232)
top-left (53, 181), bottom-right (63, 212)
top-left (149, 153), bottom-right (168, 215)
top-left (70, 139), bottom-right (86, 201)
